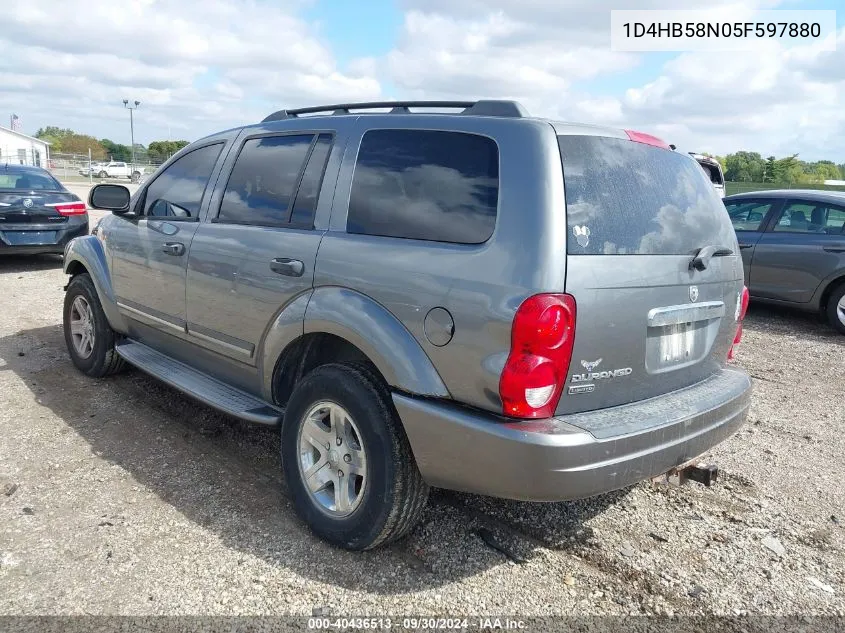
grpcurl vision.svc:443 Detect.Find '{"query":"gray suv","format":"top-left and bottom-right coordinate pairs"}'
top-left (62, 100), bottom-right (752, 550)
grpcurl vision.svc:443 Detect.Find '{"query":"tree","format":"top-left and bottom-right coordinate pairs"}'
top-left (763, 156), bottom-right (778, 183)
top-left (100, 139), bottom-right (131, 162)
top-left (59, 134), bottom-right (107, 159)
top-left (35, 126), bottom-right (75, 153)
top-left (724, 151), bottom-right (765, 182)
top-left (808, 161), bottom-right (843, 181)
top-left (147, 140), bottom-right (190, 162)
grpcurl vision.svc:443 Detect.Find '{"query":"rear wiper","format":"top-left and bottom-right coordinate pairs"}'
top-left (689, 245), bottom-right (734, 271)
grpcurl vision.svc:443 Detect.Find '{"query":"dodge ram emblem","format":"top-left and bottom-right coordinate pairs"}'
top-left (689, 285), bottom-right (699, 303)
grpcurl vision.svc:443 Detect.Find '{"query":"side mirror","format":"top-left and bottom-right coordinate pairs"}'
top-left (89, 184), bottom-right (131, 214)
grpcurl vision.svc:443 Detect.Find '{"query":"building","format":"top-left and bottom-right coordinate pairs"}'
top-left (0, 126), bottom-right (51, 167)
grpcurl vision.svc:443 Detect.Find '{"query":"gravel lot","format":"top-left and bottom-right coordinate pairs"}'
top-left (0, 200), bottom-right (843, 615)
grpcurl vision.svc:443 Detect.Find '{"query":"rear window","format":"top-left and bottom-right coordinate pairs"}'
top-left (348, 129), bottom-right (499, 244)
top-left (697, 160), bottom-right (725, 185)
top-left (559, 136), bottom-right (735, 255)
top-left (0, 171), bottom-right (62, 191)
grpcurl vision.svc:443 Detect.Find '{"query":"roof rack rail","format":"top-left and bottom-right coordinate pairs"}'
top-left (261, 100), bottom-right (529, 123)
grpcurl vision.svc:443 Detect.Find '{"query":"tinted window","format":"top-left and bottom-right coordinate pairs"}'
top-left (0, 171), bottom-right (62, 190)
top-left (219, 134), bottom-right (313, 226)
top-left (698, 161), bottom-right (724, 185)
top-left (559, 136), bottom-right (735, 255)
top-left (143, 143), bottom-right (223, 218)
top-left (289, 134), bottom-right (333, 227)
top-left (724, 200), bottom-right (773, 231)
top-left (774, 201), bottom-right (845, 234)
top-left (348, 129), bottom-right (499, 244)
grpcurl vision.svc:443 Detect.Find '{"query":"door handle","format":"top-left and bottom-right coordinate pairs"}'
top-left (270, 257), bottom-right (304, 277)
top-left (738, 243), bottom-right (754, 250)
top-left (161, 242), bottom-right (185, 256)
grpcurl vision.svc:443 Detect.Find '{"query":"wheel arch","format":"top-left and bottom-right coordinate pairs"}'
top-left (63, 235), bottom-right (128, 333)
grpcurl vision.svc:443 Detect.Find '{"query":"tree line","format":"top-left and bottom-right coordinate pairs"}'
top-left (710, 151), bottom-right (845, 184)
top-left (35, 127), bottom-right (189, 164)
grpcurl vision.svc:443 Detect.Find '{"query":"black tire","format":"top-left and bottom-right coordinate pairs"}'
top-left (98, 170), bottom-right (107, 179)
top-left (130, 171), bottom-right (141, 183)
top-left (825, 283), bottom-right (845, 335)
top-left (281, 362), bottom-right (429, 550)
top-left (63, 274), bottom-right (126, 377)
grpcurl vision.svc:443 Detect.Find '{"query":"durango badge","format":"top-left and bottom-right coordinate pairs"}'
top-left (571, 366), bottom-right (633, 383)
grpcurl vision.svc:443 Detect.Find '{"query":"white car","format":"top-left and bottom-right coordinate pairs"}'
top-left (690, 153), bottom-right (726, 198)
top-left (94, 161), bottom-right (144, 182)
top-left (78, 162), bottom-right (106, 176)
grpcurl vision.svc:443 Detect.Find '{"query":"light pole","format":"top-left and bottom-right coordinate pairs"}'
top-left (123, 99), bottom-right (140, 166)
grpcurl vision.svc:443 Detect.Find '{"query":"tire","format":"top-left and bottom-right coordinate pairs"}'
top-left (63, 274), bottom-right (126, 377)
top-left (281, 362), bottom-right (429, 550)
top-left (825, 283), bottom-right (845, 335)
top-left (130, 171), bottom-right (141, 183)
top-left (98, 170), bottom-right (107, 178)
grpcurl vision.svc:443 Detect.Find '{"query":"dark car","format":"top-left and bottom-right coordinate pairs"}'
top-left (0, 164), bottom-right (88, 256)
top-left (724, 189), bottom-right (845, 333)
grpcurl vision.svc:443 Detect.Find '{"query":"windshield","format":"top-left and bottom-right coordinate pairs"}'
top-left (559, 135), bottom-right (735, 255)
top-left (0, 171), bottom-right (63, 191)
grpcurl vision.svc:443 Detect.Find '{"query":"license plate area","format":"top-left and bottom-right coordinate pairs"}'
top-left (3, 231), bottom-right (57, 246)
top-left (645, 320), bottom-right (713, 373)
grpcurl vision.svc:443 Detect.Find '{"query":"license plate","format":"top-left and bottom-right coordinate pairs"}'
top-left (659, 322), bottom-right (696, 363)
top-left (6, 231), bottom-right (57, 246)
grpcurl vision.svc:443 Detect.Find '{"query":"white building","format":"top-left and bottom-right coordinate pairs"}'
top-left (0, 126), bottom-right (51, 167)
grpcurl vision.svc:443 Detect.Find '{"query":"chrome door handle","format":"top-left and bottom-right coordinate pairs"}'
top-left (161, 242), bottom-right (185, 256)
top-left (270, 258), bottom-right (304, 277)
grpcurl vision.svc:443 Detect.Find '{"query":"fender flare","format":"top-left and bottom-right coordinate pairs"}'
top-left (262, 286), bottom-right (450, 399)
top-left (63, 235), bottom-right (128, 333)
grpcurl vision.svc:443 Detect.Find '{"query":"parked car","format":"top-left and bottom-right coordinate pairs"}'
top-left (78, 162), bottom-right (106, 177)
top-left (724, 189), bottom-right (845, 333)
top-left (94, 161), bottom-right (144, 182)
top-left (61, 100), bottom-right (751, 550)
top-left (0, 164), bottom-right (88, 256)
top-left (691, 153), bottom-right (726, 198)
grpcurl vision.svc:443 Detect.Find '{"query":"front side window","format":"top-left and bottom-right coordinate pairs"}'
top-left (347, 129), bottom-right (499, 244)
top-left (142, 143), bottom-right (223, 218)
top-left (218, 134), bottom-right (314, 227)
top-left (774, 201), bottom-right (845, 234)
top-left (724, 200), bottom-right (773, 231)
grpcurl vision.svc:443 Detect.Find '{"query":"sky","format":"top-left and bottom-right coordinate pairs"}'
top-left (0, 0), bottom-right (842, 160)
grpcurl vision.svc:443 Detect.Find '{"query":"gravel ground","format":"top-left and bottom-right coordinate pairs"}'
top-left (0, 242), bottom-right (843, 615)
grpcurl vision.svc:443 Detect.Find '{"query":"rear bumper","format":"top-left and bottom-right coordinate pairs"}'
top-left (0, 220), bottom-right (89, 255)
top-left (395, 368), bottom-right (751, 501)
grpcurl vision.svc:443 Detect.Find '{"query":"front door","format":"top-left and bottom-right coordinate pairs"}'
top-left (750, 199), bottom-right (845, 303)
top-left (110, 142), bottom-right (225, 334)
top-left (185, 132), bottom-right (334, 362)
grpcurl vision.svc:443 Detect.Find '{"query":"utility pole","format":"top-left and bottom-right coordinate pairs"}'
top-left (123, 99), bottom-right (141, 167)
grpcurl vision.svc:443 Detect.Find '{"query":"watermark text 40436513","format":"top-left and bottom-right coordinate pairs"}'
top-left (611, 9), bottom-right (836, 52)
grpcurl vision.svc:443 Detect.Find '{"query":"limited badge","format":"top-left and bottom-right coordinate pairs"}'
top-left (573, 225), bottom-right (590, 248)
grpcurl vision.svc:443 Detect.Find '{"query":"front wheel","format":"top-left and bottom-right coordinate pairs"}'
top-left (63, 274), bottom-right (125, 377)
top-left (281, 362), bottom-right (429, 550)
top-left (130, 171), bottom-right (141, 183)
top-left (98, 170), bottom-right (107, 178)
top-left (826, 283), bottom-right (845, 335)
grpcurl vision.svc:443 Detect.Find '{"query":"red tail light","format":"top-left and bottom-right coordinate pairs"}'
top-left (48, 202), bottom-right (87, 216)
top-left (624, 129), bottom-right (671, 150)
top-left (728, 286), bottom-right (750, 360)
top-left (499, 294), bottom-right (576, 419)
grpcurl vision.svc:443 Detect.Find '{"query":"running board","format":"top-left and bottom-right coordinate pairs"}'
top-left (115, 340), bottom-right (283, 425)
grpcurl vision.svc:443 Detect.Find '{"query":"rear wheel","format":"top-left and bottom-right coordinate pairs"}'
top-left (826, 283), bottom-right (845, 335)
top-left (63, 274), bottom-right (125, 377)
top-left (281, 362), bottom-right (428, 550)
top-left (130, 171), bottom-right (141, 183)
top-left (98, 170), bottom-right (107, 178)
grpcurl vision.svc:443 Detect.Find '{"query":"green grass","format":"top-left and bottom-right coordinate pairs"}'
top-left (726, 181), bottom-right (845, 196)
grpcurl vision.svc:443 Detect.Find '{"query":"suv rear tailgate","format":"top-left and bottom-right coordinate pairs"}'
top-left (557, 134), bottom-right (744, 415)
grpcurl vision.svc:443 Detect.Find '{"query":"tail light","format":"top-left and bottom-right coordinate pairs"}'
top-left (624, 129), bottom-right (671, 150)
top-left (499, 294), bottom-right (576, 419)
top-left (48, 201), bottom-right (87, 216)
top-left (728, 286), bottom-right (750, 360)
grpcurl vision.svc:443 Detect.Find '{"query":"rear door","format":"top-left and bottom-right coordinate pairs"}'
top-left (185, 130), bottom-right (334, 363)
top-left (723, 197), bottom-right (781, 289)
top-left (750, 199), bottom-right (845, 303)
top-left (557, 135), bottom-right (744, 415)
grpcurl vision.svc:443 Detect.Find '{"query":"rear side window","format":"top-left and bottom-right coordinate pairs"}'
top-left (289, 134), bottom-right (333, 227)
top-left (724, 200), bottom-right (774, 231)
top-left (142, 143), bottom-right (223, 218)
top-left (773, 201), bottom-right (845, 234)
top-left (559, 136), bottom-right (735, 255)
top-left (219, 134), bottom-right (314, 227)
top-left (348, 129), bottom-right (499, 244)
